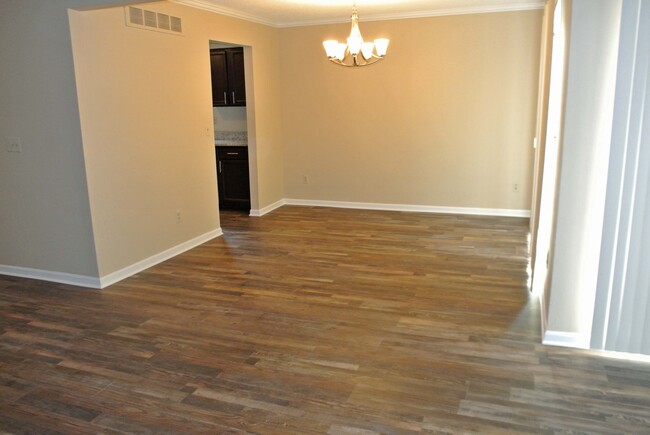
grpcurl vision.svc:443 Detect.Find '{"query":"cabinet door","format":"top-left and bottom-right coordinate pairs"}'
top-left (216, 147), bottom-right (251, 211)
top-left (210, 50), bottom-right (228, 106)
top-left (219, 160), bottom-right (250, 210)
top-left (227, 48), bottom-right (246, 106)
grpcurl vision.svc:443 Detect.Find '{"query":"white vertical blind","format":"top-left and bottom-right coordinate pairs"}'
top-left (592, 0), bottom-right (650, 355)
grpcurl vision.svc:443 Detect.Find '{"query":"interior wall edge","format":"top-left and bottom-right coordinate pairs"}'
top-left (539, 286), bottom-right (548, 337)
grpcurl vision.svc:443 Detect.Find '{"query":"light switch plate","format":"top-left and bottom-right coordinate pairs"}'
top-left (7, 137), bottom-right (22, 153)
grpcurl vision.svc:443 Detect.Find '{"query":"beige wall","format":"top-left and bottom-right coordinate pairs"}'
top-left (69, 1), bottom-right (284, 276)
top-left (69, 2), bottom-right (216, 276)
top-left (279, 11), bottom-right (542, 210)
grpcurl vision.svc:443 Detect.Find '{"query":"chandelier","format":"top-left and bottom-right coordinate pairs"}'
top-left (322, 8), bottom-right (389, 67)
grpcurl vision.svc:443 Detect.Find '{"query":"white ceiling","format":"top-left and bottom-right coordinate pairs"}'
top-left (174, 0), bottom-right (546, 27)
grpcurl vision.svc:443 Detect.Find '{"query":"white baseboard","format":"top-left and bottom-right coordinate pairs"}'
top-left (249, 199), bottom-right (285, 217)
top-left (283, 199), bottom-right (531, 218)
top-left (98, 228), bottom-right (223, 288)
top-left (0, 228), bottom-right (223, 290)
top-left (543, 330), bottom-right (591, 349)
top-left (0, 265), bottom-right (102, 289)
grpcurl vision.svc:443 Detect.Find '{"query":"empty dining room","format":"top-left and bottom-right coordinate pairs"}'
top-left (1, 0), bottom-right (649, 432)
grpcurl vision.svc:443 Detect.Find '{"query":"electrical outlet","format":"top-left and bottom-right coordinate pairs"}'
top-left (6, 137), bottom-right (22, 153)
top-left (303, 175), bottom-right (309, 184)
top-left (513, 183), bottom-right (519, 192)
top-left (176, 210), bottom-right (182, 224)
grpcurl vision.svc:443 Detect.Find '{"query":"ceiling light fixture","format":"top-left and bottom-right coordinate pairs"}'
top-left (322, 7), bottom-right (389, 67)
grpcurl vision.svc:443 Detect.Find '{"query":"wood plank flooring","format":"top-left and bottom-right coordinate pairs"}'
top-left (1, 206), bottom-right (649, 434)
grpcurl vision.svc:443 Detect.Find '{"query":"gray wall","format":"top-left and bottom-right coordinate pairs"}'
top-left (0, 0), bottom-right (107, 277)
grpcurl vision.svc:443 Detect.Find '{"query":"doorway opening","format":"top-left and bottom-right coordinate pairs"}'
top-left (209, 40), bottom-right (257, 222)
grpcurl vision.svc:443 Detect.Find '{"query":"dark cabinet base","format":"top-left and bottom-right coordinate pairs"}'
top-left (216, 146), bottom-right (250, 211)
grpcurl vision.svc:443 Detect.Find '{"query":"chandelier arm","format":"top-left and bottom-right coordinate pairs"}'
top-left (360, 53), bottom-right (385, 62)
top-left (327, 56), bottom-right (384, 67)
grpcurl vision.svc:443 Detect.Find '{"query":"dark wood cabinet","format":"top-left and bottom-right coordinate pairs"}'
top-left (210, 48), bottom-right (246, 107)
top-left (210, 50), bottom-right (228, 106)
top-left (216, 146), bottom-right (250, 211)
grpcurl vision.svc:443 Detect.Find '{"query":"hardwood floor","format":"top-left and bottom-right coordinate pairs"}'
top-left (1, 206), bottom-right (649, 434)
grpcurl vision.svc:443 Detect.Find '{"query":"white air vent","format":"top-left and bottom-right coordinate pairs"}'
top-left (157, 13), bottom-right (171, 30)
top-left (143, 10), bottom-right (157, 28)
top-left (170, 16), bottom-right (182, 33)
top-left (125, 6), bottom-right (183, 36)
top-left (129, 7), bottom-right (144, 25)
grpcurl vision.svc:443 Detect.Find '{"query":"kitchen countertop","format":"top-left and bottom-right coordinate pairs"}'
top-left (215, 140), bottom-right (247, 147)
top-left (215, 131), bottom-right (247, 147)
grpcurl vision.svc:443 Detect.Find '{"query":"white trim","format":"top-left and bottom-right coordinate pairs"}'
top-left (98, 228), bottom-right (223, 288)
top-left (0, 229), bottom-right (223, 290)
top-left (542, 330), bottom-right (591, 349)
top-left (592, 349), bottom-right (650, 364)
top-left (277, 3), bottom-right (546, 28)
top-left (0, 265), bottom-right (102, 289)
top-left (249, 199), bottom-right (286, 217)
top-left (171, 0), bottom-right (276, 27)
top-left (284, 199), bottom-right (530, 218)
top-left (173, 0), bottom-right (545, 28)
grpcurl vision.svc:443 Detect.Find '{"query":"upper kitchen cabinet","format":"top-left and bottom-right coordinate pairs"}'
top-left (210, 48), bottom-right (246, 107)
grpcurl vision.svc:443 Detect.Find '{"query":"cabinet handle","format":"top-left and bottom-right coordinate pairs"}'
top-left (218, 161), bottom-right (222, 173)
top-left (232, 91), bottom-right (236, 103)
top-left (223, 92), bottom-right (227, 104)
top-left (227, 152), bottom-right (239, 155)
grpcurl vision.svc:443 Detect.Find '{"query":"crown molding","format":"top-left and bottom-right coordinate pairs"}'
top-left (277, 2), bottom-right (547, 27)
top-left (171, 0), bottom-right (277, 27)
top-left (173, 0), bottom-right (546, 28)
